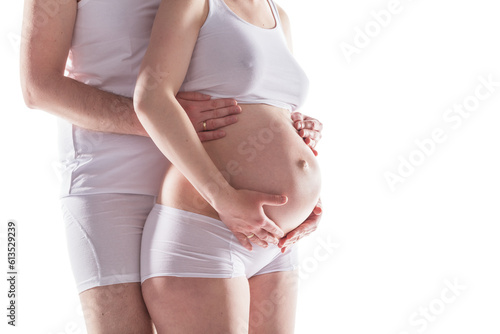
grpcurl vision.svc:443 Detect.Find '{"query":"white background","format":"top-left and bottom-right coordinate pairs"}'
top-left (1, 0), bottom-right (499, 333)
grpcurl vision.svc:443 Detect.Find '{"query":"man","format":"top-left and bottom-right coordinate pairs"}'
top-left (20, 0), bottom-right (323, 332)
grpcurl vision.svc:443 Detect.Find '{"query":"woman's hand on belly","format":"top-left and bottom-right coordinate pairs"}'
top-left (198, 105), bottom-right (322, 234)
top-left (213, 188), bottom-right (288, 251)
top-left (158, 104), bottom-right (321, 249)
top-left (159, 167), bottom-right (289, 251)
top-left (278, 198), bottom-right (323, 253)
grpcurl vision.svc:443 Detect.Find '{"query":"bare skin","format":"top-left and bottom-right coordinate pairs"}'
top-left (79, 283), bottom-right (155, 334)
top-left (248, 271), bottom-right (298, 334)
top-left (143, 277), bottom-right (250, 333)
top-left (20, 2), bottom-right (242, 332)
top-left (142, 271), bottom-right (298, 334)
top-left (158, 105), bottom-right (321, 239)
top-left (19, 0), bottom-right (240, 140)
top-left (20, 0), bottom-right (323, 332)
top-left (135, 0), bottom-right (318, 332)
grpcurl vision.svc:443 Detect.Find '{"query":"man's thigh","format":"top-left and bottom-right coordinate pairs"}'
top-left (60, 193), bottom-right (156, 333)
top-left (61, 193), bottom-right (155, 292)
top-left (80, 282), bottom-right (154, 334)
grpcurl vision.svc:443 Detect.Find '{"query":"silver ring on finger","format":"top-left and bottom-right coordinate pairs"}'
top-left (246, 233), bottom-right (254, 239)
top-left (202, 121), bottom-right (207, 131)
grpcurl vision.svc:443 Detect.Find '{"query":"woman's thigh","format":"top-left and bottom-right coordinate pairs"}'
top-left (142, 276), bottom-right (250, 334)
top-left (140, 204), bottom-right (299, 333)
top-left (248, 270), bottom-right (299, 334)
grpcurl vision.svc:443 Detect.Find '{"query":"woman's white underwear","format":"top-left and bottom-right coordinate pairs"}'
top-left (141, 204), bottom-right (298, 283)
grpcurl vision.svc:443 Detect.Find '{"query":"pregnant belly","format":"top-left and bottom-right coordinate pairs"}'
top-left (158, 104), bottom-right (322, 234)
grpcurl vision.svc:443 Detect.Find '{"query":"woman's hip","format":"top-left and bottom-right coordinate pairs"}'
top-left (140, 204), bottom-right (298, 283)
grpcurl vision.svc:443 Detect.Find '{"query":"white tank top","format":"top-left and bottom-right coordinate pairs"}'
top-left (59, 0), bottom-right (169, 197)
top-left (60, 0), bottom-right (308, 197)
top-left (180, 0), bottom-right (309, 112)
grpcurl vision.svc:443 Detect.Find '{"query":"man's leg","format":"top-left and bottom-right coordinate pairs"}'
top-left (80, 283), bottom-right (154, 334)
top-left (61, 193), bottom-right (156, 334)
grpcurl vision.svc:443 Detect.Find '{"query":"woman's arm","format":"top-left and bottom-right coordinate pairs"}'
top-left (134, 0), bottom-right (287, 250)
top-left (19, 0), bottom-right (239, 139)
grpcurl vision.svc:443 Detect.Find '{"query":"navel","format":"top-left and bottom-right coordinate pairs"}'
top-left (298, 159), bottom-right (309, 169)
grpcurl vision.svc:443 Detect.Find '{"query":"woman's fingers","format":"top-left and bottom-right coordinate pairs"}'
top-left (278, 199), bottom-right (322, 250)
top-left (278, 221), bottom-right (314, 251)
top-left (278, 225), bottom-right (306, 248)
top-left (260, 194), bottom-right (288, 207)
top-left (259, 218), bottom-right (285, 241)
top-left (234, 231), bottom-right (271, 250)
top-left (235, 232), bottom-right (253, 251)
top-left (216, 189), bottom-right (287, 251)
top-left (248, 232), bottom-right (270, 248)
top-left (257, 193), bottom-right (287, 238)
top-left (236, 228), bottom-right (277, 250)
top-left (253, 229), bottom-right (279, 245)
top-left (313, 201), bottom-right (323, 215)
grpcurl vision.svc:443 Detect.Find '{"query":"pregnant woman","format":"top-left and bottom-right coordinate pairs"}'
top-left (134, 0), bottom-right (321, 332)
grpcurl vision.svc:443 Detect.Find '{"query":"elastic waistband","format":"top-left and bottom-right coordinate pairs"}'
top-left (151, 204), bottom-right (224, 226)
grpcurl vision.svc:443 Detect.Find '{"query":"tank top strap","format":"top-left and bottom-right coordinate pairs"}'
top-left (209, 0), bottom-right (282, 30)
top-left (267, 0), bottom-right (282, 26)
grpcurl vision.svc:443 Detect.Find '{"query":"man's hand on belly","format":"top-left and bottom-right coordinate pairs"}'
top-left (176, 91), bottom-right (241, 142)
top-left (278, 198), bottom-right (323, 253)
top-left (291, 112), bottom-right (323, 156)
